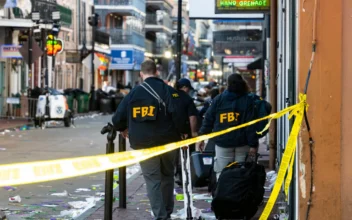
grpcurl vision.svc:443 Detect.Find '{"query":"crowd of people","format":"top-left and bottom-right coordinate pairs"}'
top-left (112, 59), bottom-right (263, 220)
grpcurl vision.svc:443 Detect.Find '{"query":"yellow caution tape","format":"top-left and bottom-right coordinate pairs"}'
top-left (0, 94), bottom-right (307, 201)
top-left (259, 93), bottom-right (307, 220)
top-left (284, 146), bottom-right (296, 201)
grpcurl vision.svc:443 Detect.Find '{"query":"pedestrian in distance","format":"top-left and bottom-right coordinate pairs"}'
top-left (199, 88), bottom-right (220, 119)
top-left (112, 59), bottom-right (188, 220)
top-left (198, 73), bottom-right (259, 179)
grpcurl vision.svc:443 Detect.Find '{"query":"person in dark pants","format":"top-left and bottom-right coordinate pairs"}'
top-left (112, 60), bottom-right (187, 220)
top-left (173, 78), bottom-right (199, 185)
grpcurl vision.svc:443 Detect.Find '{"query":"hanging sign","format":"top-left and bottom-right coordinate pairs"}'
top-left (215, 0), bottom-right (270, 13)
top-left (0, 45), bottom-right (22, 58)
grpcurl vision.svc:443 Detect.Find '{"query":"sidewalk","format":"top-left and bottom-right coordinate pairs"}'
top-left (0, 119), bottom-right (30, 131)
top-left (0, 112), bottom-right (102, 132)
top-left (87, 142), bottom-right (274, 220)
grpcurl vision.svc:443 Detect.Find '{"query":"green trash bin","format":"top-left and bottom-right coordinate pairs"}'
top-left (65, 95), bottom-right (74, 111)
top-left (83, 94), bottom-right (89, 113)
top-left (77, 94), bottom-right (89, 113)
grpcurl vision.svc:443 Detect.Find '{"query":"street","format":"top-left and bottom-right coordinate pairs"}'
top-left (0, 115), bottom-right (140, 220)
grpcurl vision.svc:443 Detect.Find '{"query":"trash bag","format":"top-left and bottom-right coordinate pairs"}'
top-left (111, 92), bottom-right (124, 112)
top-left (100, 97), bottom-right (112, 114)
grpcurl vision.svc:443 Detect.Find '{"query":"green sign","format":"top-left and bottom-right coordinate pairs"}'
top-left (215, 0), bottom-right (270, 13)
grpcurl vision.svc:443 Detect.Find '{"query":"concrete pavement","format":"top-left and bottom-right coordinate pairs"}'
top-left (0, 114), bottom-right (275, 220)
top-left (87, 141), bottom-right (273, 220)
top-left (0, 114), bottom-right (140, 220)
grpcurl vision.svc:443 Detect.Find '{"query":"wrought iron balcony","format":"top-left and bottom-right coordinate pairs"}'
top-left (145, 39), bottom-right (167, 55)
top-left (94, 0), bottom-right (146, 14)
top-left (145, 13), bottom-right (172, 31)
top-left (145, 39), bottom-right (154, 54)
top-left (99, 27), bottom-right (145, 48)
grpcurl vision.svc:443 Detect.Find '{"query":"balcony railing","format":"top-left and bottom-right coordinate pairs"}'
top-left (145, 39), bottom-right (167, 55)
top-left (146, 0), bottom-right (173, 7)
top-left (94, 0), bottom-right (146, 13)
top-left (145, 39), bottom-right (154, 54)
top-left (145, 13), bottom-right (172, 30)
top-left (199, 33), bottom-right (208, 40)
top-left (99, 27), bottom-right (145, 47)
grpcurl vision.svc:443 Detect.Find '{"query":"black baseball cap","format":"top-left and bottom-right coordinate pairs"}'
top-left (178, 78), bottom-right (194, 90)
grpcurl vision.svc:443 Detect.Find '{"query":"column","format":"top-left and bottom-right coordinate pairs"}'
top-left (125, 70), bottom-right (132, 86)
top-left (341, 0), bottom-right (352, 219)
top-left (38, 58), bottom-right (41, 88)
top-left (298, 0), bottom-right (343, 219)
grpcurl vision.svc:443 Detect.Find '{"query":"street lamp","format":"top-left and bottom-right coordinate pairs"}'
top-left (30, 11), bottom-right (61, 88)
top-left (32, 11), bottom-right (40, 21)
top-left (175, 0), bottom-right (182, 81)
top-left (52, 11), bottom-right (60, 21)
top-left (164, 51), bottom-right (172, 59)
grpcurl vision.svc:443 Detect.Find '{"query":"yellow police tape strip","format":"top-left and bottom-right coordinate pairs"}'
top-left (284, 146), bottom-right (296, 201)
top-left (0, 94), bottom-right (307, 219)
top-left (259, 93), bottom-right (307, 220)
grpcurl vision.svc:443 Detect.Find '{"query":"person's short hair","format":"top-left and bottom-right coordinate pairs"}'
top-left (141, 59), bottom-right (157, 75)
top-left (210, 88), bottom-right (220, 99)
top-left (204, 85), bottom-right (212, 90)
top-left (219, 86), bottom-right (226, 94)
top-left (227, 74), bottom-right (250, 94)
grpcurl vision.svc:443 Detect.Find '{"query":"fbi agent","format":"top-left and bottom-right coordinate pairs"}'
top-left (112, 60), bottom-right (187, 220)
top-left (173, 78), bottom-right (199, 185)
top-left (198, 74), bottom-right (259, 179)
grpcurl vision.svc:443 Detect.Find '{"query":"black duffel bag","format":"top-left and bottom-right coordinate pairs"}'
top-left (211, 159), bottom-right (266, 220)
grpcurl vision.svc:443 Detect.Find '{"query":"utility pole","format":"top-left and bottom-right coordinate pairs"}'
top-left (91, 5), bottom-right (95, 91)
top-left (88, 7), bottom-right (98, 111)
top-left (28, 26), bottom-right (32, 89)
top-left (42, 26), bottom-right (47, 88)
top-left (175, 0), bottom-right (182, 81)
top-left (88, 5), bottom-right (98, 111)
top-left (269, 0), bottom-right (278, 171)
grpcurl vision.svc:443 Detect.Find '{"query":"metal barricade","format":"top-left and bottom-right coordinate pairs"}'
top-left (101, 124), bottom-right (127, 220)
top-left (0, 96), bottom-right (38, 121)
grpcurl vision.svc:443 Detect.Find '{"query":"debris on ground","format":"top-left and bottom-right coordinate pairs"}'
top-left (9, 195), bottom-right (21, 203)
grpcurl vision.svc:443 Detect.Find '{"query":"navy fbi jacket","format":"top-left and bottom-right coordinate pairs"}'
top-left (199, 90), bottom-right (259, 148)
top-left (112, 77), bottom-right (187, 150)
top-left (176, 90), bottom-right (199, 135)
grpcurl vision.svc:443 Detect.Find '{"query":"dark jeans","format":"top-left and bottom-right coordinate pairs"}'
top-left (140, 150), bottom-right (177, 220)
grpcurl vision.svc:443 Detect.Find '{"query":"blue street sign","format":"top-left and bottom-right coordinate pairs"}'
top-left (110, 49), bottom-right (144, 70)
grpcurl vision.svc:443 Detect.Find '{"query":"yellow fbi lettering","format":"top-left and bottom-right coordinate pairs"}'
top-left (220, 112), bottom-right (240, 123)
top-left (133, 106), bottom-right (155, 118)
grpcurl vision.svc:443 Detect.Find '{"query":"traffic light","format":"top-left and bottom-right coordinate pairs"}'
top-left (52, 23), bottom-right (61, 36)
top-left (88, 13), bottom-right (99, 26)
top-left (46, 34), bottom-right (63, 56)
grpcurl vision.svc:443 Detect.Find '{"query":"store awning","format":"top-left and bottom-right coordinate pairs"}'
top-left (247, 56), bottom-right (263, 70)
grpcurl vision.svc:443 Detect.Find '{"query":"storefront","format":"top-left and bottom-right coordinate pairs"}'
top-left (95, 53), bottom-right (110, 89)
top-left (110, 48), bottom-right (145, 87)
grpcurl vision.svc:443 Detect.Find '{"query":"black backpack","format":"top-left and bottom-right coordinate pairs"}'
top-left (211, 161), bottom-right (266, 219)
top-left (248, 93), bottom-right (272, 138)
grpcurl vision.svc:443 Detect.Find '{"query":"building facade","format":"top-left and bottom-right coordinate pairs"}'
top-left (93, 0), bottom-right (145, 88)
top-left (144, 0), bottom-right (173, 79)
